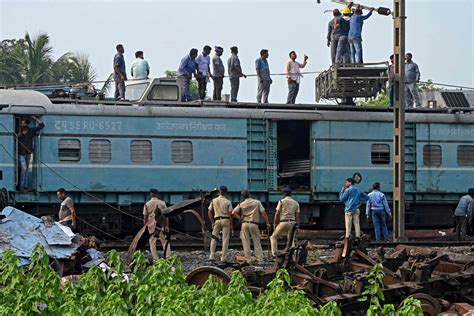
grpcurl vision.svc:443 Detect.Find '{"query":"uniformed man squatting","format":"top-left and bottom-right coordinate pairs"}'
top-left (208, 186), bottom-right (233, 262)
top-left (143, 188), bottom-right (171, 261)
top-left (232, 190), bottom-right (270, 262)
top-left (270, 187), bottom-right (300, 257)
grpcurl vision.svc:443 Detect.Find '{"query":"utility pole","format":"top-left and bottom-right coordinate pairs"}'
top-left (392, 0), bottom-right (406, 241)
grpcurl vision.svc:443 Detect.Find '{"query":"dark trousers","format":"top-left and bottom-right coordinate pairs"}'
top-left (330, 37), bottom-right (340, 65)
top-left (213, 77), bottom-right (223, 100)
top-left (197, 77), bottom-right (207, 100)
top-left (287, 81), bottom-right (299, 104)
top-left (455, 216), bottom-right (467, 241)
top-left (389, 85), bottom-right (394, 108)
top-left (230, 77), bottom-right (240, 102)
top-left (335, 36), bottom-right (351, 64)
top-left (179, 76), bottom-right (192, 102)
top-left (114, 80), bottom-right (125, 100)
top-left (371, 209), bottom-right (390, 241)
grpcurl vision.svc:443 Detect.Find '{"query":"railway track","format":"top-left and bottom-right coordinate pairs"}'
top-left (101, 238), bottom-right (474, 251)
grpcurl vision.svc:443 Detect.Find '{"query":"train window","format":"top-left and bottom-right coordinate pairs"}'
top-left (130, 140), bottom-right (152, 162)
top-left (58, 139), bottom-right (81, 162)
top-left (171, 141), bottom-right (193, 163)
top-left (89, 139), bottom-right (111, 162)
top-left (371, 144), bottom-right (390, 164)
top-left (126, 83), bottom-right (148, 101)
top-left (147, 84), bottom-right (179, 101)
top-left (423, 145), bottom-right (442, 167)
top-left (457, 145), bottom-right (474, 166)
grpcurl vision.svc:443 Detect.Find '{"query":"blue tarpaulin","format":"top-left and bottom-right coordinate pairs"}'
top-left (0, 207), bottom-right (79, 261)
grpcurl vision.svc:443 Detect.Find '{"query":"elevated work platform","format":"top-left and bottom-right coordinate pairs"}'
top-left (315, 62), bottom-right (389, 102)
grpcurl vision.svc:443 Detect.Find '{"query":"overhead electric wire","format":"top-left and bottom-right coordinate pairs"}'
top-left (2, 71), bottom-right (472, 90)
top-left (0, 121), bottom-right (142, 221)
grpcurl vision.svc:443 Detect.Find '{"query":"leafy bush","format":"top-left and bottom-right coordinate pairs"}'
top-left (0, 246), bottom-right (423, 315)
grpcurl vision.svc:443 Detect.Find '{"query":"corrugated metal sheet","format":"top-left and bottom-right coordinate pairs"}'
top-left (0, 207), bottom-right (79, 261)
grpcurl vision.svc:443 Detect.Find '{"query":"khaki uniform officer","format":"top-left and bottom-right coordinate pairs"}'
top-left (270, 187), bottom-right (300, 257)
top-left (208, 186), bottom-right (233, 262)
top-left (143, 188), bottom-right (171, 261)
top-left (232, 190), bottom-right (270, 262)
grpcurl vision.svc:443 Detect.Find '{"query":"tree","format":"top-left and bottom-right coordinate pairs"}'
top-left (356, 90), bottom-right (390, 107)
top-left (0, 33), bottom-right (97, 86)
top-left (51, 52), bottom-right (97, 84)
top-left (0, 39), bottom-right (27, 84)
top-left (23, 32), bottom-right (54, 83)
top-left (164, 70), bottom-right (201, 100)
top-left (417, 79), bottom-right (440, 92)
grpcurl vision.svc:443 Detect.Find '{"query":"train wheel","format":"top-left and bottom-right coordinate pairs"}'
top-left (186, 266), bottom-right (230, 287)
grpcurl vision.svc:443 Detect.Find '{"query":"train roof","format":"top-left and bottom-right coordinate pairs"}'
top-left (1, 90), bottom-right (474, 124)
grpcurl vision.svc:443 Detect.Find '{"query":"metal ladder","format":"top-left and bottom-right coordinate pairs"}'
top-left (247, 119), bottom-right (267, 191)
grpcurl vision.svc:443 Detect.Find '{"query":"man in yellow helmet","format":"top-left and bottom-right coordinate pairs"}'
top-left (334, 6), bottom-right (352, 64)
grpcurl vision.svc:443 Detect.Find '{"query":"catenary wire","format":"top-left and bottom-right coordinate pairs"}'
top-left (2, 72), bottom-right (472, 90)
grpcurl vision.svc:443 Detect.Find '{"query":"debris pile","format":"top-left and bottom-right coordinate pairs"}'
top-left (0, 207), bottom-right (78, 265)
top-left (186, 233), bottom-right (474, 315)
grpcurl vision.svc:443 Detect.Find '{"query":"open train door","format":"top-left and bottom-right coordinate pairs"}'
top-left (15, 115), bottom-right (41, 192)
top-left (275, 120), bottom-right (311, 192)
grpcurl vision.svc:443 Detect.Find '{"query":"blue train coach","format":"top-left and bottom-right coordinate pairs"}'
top-left (0, 82), bottom-right (473, 236)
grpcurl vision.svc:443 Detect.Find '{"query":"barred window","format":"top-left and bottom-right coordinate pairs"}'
top-left (371, 144), bottom-right (390, 164)
top-left (130, 140), bottom-right (152, 162)
top-left (423, 145), bottom-right (442, 167)
top-left (171, 141), bottom-right (193, 163)
top-left (58, 139), bottom-right (81, 162)
top-left (89, 139), bottom-right (111, 162)
top-left (457, 145), bottom-right (474, 166)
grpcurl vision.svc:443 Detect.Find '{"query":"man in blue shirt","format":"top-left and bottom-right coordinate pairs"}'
top-left (405, 53), bottom-right (421, 108)
top-left (348, 6), bottom-right (374, 64)
top-left (366, 182), bottom-right (392, 241)
top-left (339, 177), bottom-right (368, 239)
top-left (113, 44), bottom-right (127, 100)
top-left (453, 188), bottom-right (474, 241)
top-left (177, 48), bottom-right (198, 102)
top-left (255, 49), bottom-right (272, 103)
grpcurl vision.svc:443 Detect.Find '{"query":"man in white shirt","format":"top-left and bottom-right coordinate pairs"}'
top-left (195, 45), bottom-right (212, 100)
top-left (285, 51), bottom-right (308, 104)
top-left (130, 51), bottom-right (150, 80)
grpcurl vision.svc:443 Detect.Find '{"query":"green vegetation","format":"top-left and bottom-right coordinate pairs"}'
top-left (356, 92), bottom-right (390, 107)
top-left (359, 263), bottom-right (423, 316)
top-left (0, 33), bottom-right (96, 85)
top-left (357, 79), bottom-right (440, 107)
top-left (165, 70), bottom-right (203, 100)
top-left (0, 246), bottom-right (423, 315)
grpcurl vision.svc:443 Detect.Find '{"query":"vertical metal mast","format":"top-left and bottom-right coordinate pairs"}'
top-left (393, 0), bottom-right (406, 241)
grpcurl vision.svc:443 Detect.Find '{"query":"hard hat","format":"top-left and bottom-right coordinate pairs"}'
top-left (342, 7), bottom-right (351, 14)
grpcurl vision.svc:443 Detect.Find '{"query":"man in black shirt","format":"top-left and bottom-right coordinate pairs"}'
top-left (18, 116), bottom-right (44, 190)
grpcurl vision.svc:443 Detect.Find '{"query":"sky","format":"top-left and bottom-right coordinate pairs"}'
top-left (1, 0), bottom-right (473, 103)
